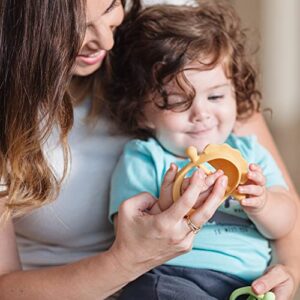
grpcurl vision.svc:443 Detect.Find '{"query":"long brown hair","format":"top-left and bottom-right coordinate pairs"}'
top-left (0, 0), bottom-right (86, 220)
top-left (0, 0), bottom-right (141, 220)
top-left (104, 0), bottom-right (261, 140)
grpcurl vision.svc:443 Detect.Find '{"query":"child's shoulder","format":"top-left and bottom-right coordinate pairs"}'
top-left (226, 133), bottom-right (260, 160)
top-left (123, 137), bottom-right (166, 157)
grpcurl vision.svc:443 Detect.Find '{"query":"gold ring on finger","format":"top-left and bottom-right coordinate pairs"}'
top-left (185, 215), bottom-right (201, 234)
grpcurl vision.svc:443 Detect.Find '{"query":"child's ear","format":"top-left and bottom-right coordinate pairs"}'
top-left (143, 117), bottom-right (156, 130)
top-left (138, 111), bottom-right (156, 130)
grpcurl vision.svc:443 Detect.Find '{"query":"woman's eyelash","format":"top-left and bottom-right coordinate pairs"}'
top-left (105, 0), bottom-right (121, 14)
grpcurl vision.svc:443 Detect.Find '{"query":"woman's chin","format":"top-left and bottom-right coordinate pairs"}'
top-left (72, 62), bottom-right (102, 77)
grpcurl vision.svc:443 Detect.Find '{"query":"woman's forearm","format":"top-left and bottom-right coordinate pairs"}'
top-left (236, 112), bottom-right (300, 291)
top-left (0, 249), bottom-right (137, 300)
top-left (273, 200), bottom-right (300, 289)
top-left (247, 188), bottom-right (297, 239)
top-left (235, 113), bottom-right (298, 195)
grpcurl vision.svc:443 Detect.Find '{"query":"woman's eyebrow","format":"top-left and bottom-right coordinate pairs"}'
top-left (104, 0), bottom-right (118, 14)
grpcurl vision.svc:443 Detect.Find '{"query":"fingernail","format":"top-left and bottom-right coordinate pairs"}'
top-left (221, 176), bottom-right (228, 187)
top-left (196, 169), bottom-right (204, 177)
top-left (253, 282), bottom-right (265, 294)
top-left (170, 163), bottom-right (176, 171)
top-left (241, 199), bottom-right (249, 206)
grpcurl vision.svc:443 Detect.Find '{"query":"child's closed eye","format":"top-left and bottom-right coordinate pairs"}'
top-left (207, 94), bottom-right (224, 101)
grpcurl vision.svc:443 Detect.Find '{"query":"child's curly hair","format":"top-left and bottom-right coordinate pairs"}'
top-left (104, 0), bottom-right (261, 140)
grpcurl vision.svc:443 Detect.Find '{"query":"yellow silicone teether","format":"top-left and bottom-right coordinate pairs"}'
top-left (172, 144), bottom-right (248, 211)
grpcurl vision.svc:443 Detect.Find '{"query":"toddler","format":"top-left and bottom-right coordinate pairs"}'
top-left (105, 1), bottom-right (296, 299)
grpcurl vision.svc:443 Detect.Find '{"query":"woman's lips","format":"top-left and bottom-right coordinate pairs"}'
top-left (76, 50), bottom-right (106, 66)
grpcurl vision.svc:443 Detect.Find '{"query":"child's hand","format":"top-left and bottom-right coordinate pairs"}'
top-left (237, 163), bottom-right (268, 214)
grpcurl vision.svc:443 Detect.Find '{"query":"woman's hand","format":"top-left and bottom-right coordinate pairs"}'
top-left (158, 163), bottom-right (224, 212)
top-left (252, 264), bottom-right (296, 300)
top-left (109, 165), bottom-right (227, 281)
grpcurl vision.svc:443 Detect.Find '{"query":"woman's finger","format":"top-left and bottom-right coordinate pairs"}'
top-left (181, 169), bottom-right (223, 193)
top-left (120, 192), bottom-right (157, 216)
top-left (193, 188), bottom-right (213, 209)
top-left (164, 169), bottom-right (211, 220)
top-left (189, 175), bottom-right (228, 227)
top-left (205, 169), bottom-right (224, 187)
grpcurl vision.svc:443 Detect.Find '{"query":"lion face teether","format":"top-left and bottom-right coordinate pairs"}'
top-left (172, 144), bottom-right (248, 210)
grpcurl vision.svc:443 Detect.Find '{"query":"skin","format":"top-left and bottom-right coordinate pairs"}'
top-left (0, 1), bottom-right (298, 299)
top-left (145, 63), bottom-right (237, 156)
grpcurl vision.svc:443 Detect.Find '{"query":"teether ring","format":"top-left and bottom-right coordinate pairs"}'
top-left (229, 286), bottom-right (275, 300)
top-left (172, 144), bottom-right (248, 211)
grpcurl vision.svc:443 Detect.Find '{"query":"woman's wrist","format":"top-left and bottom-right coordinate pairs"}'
top-left (289, 264), bottom-right (300, 291)
top-left (106, 243), bottom-right (146, 283)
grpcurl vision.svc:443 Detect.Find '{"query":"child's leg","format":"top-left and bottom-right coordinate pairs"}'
top-left (119, 266), bottom-right (249, 300)
top-left (182, 268), bottom-right (249, 300)
top-left (119, 265), bottom-right (218, 300)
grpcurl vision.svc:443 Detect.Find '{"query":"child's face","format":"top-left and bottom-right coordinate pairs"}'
top-left (144, 63), bottom-right (237, 157)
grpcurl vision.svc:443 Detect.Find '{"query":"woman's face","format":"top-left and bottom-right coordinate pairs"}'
top-left (73, 0), bottom-right (124, 77)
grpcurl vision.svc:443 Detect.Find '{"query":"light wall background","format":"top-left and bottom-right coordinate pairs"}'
top-left (229, 0), bottom-right (300, 195)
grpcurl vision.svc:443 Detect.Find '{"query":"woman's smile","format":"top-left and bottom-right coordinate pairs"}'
top-left (76, 49), bottom-right (106, 66)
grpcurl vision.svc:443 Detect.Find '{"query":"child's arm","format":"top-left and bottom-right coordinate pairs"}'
top-left (238, 163), bottom-right (297, 239)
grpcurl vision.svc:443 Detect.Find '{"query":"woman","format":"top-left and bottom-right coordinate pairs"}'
top-left (0, 0), bottom-right (298, 299)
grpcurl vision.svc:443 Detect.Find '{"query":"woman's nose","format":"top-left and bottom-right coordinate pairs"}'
top-left (101, 25), bottom-right (115, 50)
top-left (93, 22), bottom-right (115, 51)
top-left (94, 8), bottom-right (124, 51)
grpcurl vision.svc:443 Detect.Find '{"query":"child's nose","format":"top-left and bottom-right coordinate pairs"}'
top-left (190, 101), bottom-right (210, 122)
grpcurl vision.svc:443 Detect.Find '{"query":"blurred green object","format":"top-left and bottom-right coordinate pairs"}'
top-left (229, 286), bottom-right (275, 300)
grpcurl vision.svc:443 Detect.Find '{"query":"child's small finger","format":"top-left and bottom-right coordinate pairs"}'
top-left (241, 197), bottom-right (263, 207)
top-left (238, 184), bottom-right (264, 196)
top-left (247, 170), bottom-right (266, 186)
top-left (249, 163), bottom-right (262, 172)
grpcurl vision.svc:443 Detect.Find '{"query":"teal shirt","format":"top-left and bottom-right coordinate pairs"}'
top-left (109, 134), bottom-right (287, 281)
